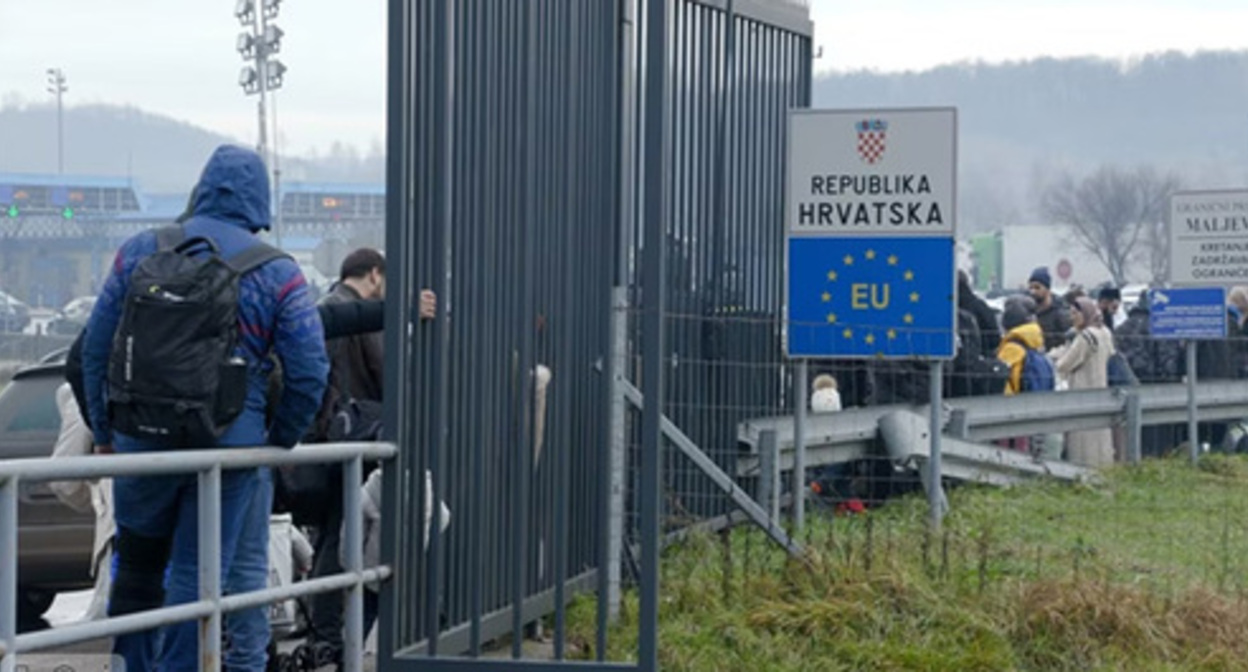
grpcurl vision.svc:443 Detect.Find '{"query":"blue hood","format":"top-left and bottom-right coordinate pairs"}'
top-left (190, 145), bottom-right (271, 231)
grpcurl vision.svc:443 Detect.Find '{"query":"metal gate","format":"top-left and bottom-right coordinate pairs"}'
top-left (381, 1), bottom-right (811, 670)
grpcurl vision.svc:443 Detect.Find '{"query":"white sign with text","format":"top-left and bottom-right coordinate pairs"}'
top-left (1170, 190), bottom-right (1248, 286)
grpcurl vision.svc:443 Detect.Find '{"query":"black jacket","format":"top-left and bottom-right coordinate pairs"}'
top-left (1114, 305), bottom-right (1182, 383)
top-left (1035, 295), bottom-right (1073, 351)
top-left (958, 290), bottom-right (1001, 355)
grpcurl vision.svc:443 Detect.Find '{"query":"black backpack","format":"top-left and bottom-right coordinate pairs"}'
top-left (107, 225), bottom-right (287, 447)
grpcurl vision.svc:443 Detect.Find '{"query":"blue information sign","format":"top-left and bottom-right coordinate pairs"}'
top-left (1149, 287), bottom-right (1227, 340)
top-left (786, 236), bottom-right (955, 358)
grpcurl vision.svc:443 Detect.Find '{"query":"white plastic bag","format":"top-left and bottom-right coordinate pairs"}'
top-left (267, 514), bottom-right (298, 635)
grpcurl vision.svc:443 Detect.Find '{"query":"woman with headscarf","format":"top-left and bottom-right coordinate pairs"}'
top-left (1055, 297), bottom-right (1116, 467)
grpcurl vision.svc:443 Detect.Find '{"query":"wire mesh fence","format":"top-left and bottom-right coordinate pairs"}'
top-left (585, 307), bottom-right (1248, 668)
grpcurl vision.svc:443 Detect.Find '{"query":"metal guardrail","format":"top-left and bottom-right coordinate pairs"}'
top-left (735, 381), bottom-right (1248, 476)
top-left (0, 441), bottom-right (396, 672)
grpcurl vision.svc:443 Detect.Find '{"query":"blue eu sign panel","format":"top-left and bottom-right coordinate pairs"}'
top-left (786, 236), bottom-right (955, 359)
top-left (1149, 287), bottom-right (1227, 340)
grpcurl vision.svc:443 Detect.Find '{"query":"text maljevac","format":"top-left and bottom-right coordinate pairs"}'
top-left (1186, 217), bottom-right (1248, 234)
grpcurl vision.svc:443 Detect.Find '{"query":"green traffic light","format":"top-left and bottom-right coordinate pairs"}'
top-left (5, 205), bottom-right (16, 218)
top-left (62, 207), bottom-right (74, 219)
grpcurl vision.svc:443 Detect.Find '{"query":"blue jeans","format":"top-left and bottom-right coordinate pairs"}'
top-left (223, 468), bottom-right (273, 672)
top-left (111, 463), bottom-right (264, 672)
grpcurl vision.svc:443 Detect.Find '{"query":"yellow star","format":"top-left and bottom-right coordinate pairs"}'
top-left (887, 255), bottom-right (899, 266)
top-left (910, 292), bottom-right (920, 303)
top-left (903, 314), bottom-right (914, 324)
top-left (826, 313), bottom-right (837, 324)
top-left (887, 329), bottom-right (897, 340)
top-left (865, 333), bottom-right (876, 345)
top-left (865, 249), bottom-right (876, 260)
top-left (842, 328), bottom-right (853, 339)
top-left (826, 270), bottom-right (838, 282)
top-left (904, 270), bottom-right (915, 281)
top-left (821, 292), bottom-right (832, 303)
top-left (843, 255), bottom-right (854, 266)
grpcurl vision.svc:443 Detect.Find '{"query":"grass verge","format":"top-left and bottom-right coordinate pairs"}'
top-left (565, 455), bottom-right (1248, 671)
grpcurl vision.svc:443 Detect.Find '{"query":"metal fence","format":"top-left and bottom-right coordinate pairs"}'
top-left (382, 0), bottom-right (812, 669)
top-left (383, 0), bottom-right (623, 667)
top-left (0, 442), bottom-right (394, 672)
top-left (623, 0), bottom-right (812, 547)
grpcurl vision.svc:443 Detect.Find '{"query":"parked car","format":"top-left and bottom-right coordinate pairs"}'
top-left (0, 355), bottom-right (95, 627)
top-left (46, 296), bottom-right (96, 336)
top-left (0, 290), bottom-right (31, 333)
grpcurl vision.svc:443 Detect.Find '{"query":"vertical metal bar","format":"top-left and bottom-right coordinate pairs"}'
top-left (639, 0), bottom-right (669, 669)
top-left (597, 1), bottom-right (627, 655)
top-left (468, 3), bottom-right (497, 654)
top-left (343, 456), bottom-right (364, 672)
top-left (513, 0), bottom-right (538, 657)
top-left (426, 0), bottom-right (456, 656)
top-left (198, 466), bottom-right (222, 672)
top-left (793, 359), bottom-right (808, 529)
top-left (380, 0), bottom-right (410, 654)
top-left (758, 429), bottom-right (778, 520)
top-left (0, 477), bottom-right (18, 672)
top-left (553, 0), bottom-right (578, 660)
top-left (605, 287), bottom-right (628, 631)
top-left (928, 361), bottom-right (946, 530)
top-left (1126, 391), bottom-right (1143, 465)
top-left (1187, 340), bottom-right (1199, 465)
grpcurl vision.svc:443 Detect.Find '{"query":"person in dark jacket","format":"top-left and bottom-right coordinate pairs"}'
top-left (81, 145), bottom-right (329, 672)
top-left (957, 270), bottom-right (1001, 355)
top-left (1115, 295), bottom-right (1184, 456)
top-left (1097, 286), bottom-right (1122, 331)
top-left (1027, 267), bottom-right (1072, 351)
top-left (1114, 298), bottom-right (1182, 384)
top-left (304, 248), bottom-right (435, 662)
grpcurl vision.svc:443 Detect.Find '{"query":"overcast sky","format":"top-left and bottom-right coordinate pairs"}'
top-left (1, 0), bottom-right (1245, 157)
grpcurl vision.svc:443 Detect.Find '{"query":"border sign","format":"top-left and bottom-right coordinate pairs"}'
top-left (785, 107), bottom-right (957, 359)
top-left (1149, 287), bottom-right (1228, 340)
top-left (1169, 190), bottom-right (1248, 286)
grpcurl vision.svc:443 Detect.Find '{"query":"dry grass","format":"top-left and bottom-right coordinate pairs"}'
top-left (566, 455), bottom-right (1248, 671)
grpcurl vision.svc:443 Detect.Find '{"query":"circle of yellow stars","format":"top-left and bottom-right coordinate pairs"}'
top-left (821, 249), bottom-right (918, 351)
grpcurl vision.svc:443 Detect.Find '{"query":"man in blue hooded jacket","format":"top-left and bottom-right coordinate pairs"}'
top-left (81, 145), bottom-right (329, 672)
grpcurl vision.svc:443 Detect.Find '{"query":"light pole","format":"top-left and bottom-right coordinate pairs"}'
top-left (235, 0), bottom-right (286, 247)
top-left (46, 68), bottom-right (67, 174)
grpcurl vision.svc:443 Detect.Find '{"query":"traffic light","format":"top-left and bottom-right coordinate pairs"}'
top-left (62, 207), bottom-right (74, 219)
top-left (5, 205), bottom-right (16, 218)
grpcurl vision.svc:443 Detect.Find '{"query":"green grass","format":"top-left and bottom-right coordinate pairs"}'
top-left (565, 455), bottom-right (1248, 671)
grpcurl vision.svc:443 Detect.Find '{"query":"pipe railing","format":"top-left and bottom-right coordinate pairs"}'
top-left (0, 441), bottom-right (396, 672)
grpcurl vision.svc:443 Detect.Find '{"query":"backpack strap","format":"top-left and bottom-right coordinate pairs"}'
top-left (154, 225), bottom-right (185, 251)
top-left (227, 242), bottom-right (291, 276)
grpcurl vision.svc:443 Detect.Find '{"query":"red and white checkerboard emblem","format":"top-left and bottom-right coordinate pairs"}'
top-left (855, 119), bottom-right (889, 164)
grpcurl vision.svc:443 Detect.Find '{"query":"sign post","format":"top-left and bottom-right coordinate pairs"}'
top-left (1149, 286), bottom-right (1228, 465)
top-left (1167, 189), bottom-right (1248, 466)
top-left (786, 107), bottom-right (957, 529)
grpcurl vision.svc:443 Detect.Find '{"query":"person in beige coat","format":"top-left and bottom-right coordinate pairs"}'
top-left (1054, 297), bottom-right (1115, 467)
top-left (48, 382), bottom-right (115, 621)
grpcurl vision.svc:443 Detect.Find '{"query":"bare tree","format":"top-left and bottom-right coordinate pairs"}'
top-left (1039, 165), bottom-right (1182, 286)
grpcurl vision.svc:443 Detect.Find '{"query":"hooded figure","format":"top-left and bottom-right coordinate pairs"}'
top-left (81, 145), bottom-right (328, 672)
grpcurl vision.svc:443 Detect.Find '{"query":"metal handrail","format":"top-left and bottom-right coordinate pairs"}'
top-left (738, 381), bottom-right (1248, 454)
top-left (0, 441), bottom-right (397, 672)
